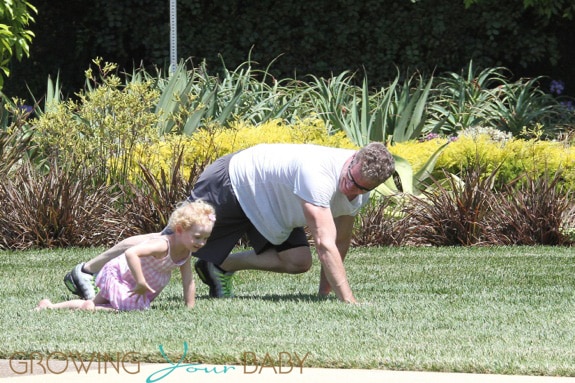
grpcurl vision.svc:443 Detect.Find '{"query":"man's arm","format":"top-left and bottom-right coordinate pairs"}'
top-left (301, 201), bottom-right (357, 303)
top-left (318, 214), bottom-right (355, 297)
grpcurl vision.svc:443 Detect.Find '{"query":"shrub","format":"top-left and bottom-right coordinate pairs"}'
top-left (0, 160), bottom-right (124, 250)
top-left (390, 134), bottom-right (575, 191)
top-left (32, 61), bottom-right (159, 187)
top-left (405, 162), bottom-right (499, 246)
top-left (122, 118), bottom-right (357, 183)
top-left (564, 205), bottom-right (575, 243)
top-left (490, 170), bottom-right (573, 245)
top-left (0, 98), bottom-right (36, 176)
top-left (352, 197), bottom-right (409, 247)
top-left (120, 150), bottom-right (207, 235)
top-left (427, 63), bottom-right (509, 135)
top-left (388, 138), bottom-right (452, 179)
top-left (6, 58), bottom-right (575, 249)
top-left (191, 118), bottom-right (357, 154)
top-left (403, 161), bottom-right (574, 246)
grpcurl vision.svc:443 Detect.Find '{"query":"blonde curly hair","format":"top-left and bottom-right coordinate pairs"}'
top-left (166, 200), bottom-right (216, 231)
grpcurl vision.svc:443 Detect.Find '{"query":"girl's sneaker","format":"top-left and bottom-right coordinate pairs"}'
top-left (63, 263), bottom-right (98, 300)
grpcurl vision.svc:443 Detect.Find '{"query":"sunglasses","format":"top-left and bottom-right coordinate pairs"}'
top-left (346, 157), bottom-right (375, 192)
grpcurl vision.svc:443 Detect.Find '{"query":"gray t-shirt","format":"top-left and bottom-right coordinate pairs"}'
top-left (228, 143), bottom-right (370, 244)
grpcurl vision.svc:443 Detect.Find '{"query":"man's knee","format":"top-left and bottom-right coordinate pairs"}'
top-left (289, 259), bottom-right (312, 274)
top-left (280, 247), bottom-right (312, 274)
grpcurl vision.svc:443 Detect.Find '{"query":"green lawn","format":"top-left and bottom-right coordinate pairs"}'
top-left (1, 246), bottom-right (574, 376)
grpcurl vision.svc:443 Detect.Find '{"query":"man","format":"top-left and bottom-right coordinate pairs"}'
top-left (65, 142), bottom-right (395, 303)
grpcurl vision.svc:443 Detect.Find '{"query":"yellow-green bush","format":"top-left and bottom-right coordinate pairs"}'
top-left (34, 75), bottom-right (159, 183)
top-left (127, 118), bottom-right (357, 182)
top-left (389, 134), bottom-right (575, 190)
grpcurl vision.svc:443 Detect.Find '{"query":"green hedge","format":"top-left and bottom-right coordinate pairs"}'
top-left (4, 0), bottom-right (573, 101)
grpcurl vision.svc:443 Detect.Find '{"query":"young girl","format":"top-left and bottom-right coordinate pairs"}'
top-left (36, 200), bottom-right (215, 311)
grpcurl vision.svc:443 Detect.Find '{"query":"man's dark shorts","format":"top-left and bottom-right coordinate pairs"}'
top-left (186, 153), bottom-right (309, 265)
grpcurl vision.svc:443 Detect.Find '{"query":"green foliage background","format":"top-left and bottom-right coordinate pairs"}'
top-left (1, 57), bottom-right (573, 250)
top-left (0, 0), bottom-right (36, 89)
top-left (4, 0), bottom-right (575, 100)
top-left (390, 135), bottom-right (575, 191)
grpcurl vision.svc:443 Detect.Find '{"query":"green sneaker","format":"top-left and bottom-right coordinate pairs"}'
top-left (194, 259), bottom-right (235, 298)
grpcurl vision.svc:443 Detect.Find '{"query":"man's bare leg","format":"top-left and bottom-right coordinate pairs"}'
top-left (195, 246), bottom-right (312, 298)
top-left (219, 246), bottom-right (312, 274)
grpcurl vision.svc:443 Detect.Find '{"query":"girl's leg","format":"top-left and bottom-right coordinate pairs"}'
top-left (35, 299), bottom-right (52, 310)
top-left (65, 233), bottom-right (161, 300)
top-left (84, 233), bottom-right (161, 273)
top-left (35, 292), bottom-right (116, 312)
top-left (91, 291), bottom-right (117, 312)
top-left (35, 298), bottom-right (87, 310)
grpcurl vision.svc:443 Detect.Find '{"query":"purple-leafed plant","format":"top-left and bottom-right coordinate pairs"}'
top-left (352, 196), bottom-right (410, 247)
top-left (121, 149), bottom-right (208, 235)
top-left (405, 160), bottom-right (499, 246)
top-left (491, 170), bottom-right (573, 245)
top-left (0, 160), bottom-right (123, 250)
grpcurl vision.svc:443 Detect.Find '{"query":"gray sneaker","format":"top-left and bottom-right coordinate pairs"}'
top-left (63, 271), bottom-right (79, 295)
top-left (194, 259), bottom-right (235, 298)
top-left (64, 263), bottom-right (98, 300)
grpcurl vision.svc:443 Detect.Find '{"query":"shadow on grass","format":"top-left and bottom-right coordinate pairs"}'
top-left (233, 293), bottom-right (332, 302)
top-left (161, 292), bottom-right (333, 303)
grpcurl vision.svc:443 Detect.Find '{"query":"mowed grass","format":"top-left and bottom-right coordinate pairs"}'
top-left (1, 246), bottom-right (574, 376)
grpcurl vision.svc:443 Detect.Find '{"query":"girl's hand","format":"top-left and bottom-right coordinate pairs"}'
top-left (129, 282), bottom-right (156, 301)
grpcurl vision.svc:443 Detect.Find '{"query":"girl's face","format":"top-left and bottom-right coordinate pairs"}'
top-left (179, 223), bottom-right (213, 252)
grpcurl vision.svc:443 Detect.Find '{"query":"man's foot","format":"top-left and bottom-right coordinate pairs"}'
top-left (194, 259), bottom-right (235, 298)
top-left (63, 263), bottom-right (98, 300)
